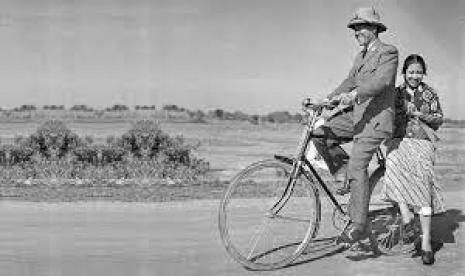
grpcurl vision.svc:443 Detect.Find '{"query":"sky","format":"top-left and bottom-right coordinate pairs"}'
top-left (0, 0), bottom-right (463, 118)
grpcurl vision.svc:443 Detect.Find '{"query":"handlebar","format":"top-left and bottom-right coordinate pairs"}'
top-left (301, 98), bottom-right (337, 112)
top-left (301, 97), bottom-right (353, 127)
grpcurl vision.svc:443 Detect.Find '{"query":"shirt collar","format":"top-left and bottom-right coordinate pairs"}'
top-left (402, 82), bottom-right (425, 94)
top-left (418, 83), bottom-right (424, 92)
top-left (365, 38), bottom-right (379, 52)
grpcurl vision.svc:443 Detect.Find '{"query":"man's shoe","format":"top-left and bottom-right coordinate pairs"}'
top-left (336, 223), bottom-right (370, 246)
top-left (421, 250), bottom-right (435, 265)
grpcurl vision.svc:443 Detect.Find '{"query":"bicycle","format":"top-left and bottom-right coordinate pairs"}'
top-left (218, 99), bottom-right (416, 270)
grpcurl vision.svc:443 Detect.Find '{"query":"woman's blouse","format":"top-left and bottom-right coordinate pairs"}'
top-left (393, 82), bottom-right (443, 140)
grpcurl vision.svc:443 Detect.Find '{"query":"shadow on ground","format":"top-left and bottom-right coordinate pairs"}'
top-left (285, 235), bottom-right (381, 268)
top-left (277, 208), bottom-right (464, 270)
top-left (427, 208), bottom-right (464, 253)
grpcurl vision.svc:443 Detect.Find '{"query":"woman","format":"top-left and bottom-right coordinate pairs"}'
top-left (383, 54), bottom-right (445, 265)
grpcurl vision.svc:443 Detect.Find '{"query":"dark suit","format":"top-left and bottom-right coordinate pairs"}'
top-left (313, 38), bottom-right (398, 227)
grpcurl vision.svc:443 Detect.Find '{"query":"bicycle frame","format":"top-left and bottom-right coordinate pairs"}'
top-left (270, 104), bottom-right (385, 217)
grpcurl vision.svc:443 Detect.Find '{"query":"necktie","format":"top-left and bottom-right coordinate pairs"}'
top-left (361, 48), bottom-right (367, 58)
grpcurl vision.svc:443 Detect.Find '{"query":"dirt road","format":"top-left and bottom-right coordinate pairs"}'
top-left (0, 191), bottom-right (463, 276)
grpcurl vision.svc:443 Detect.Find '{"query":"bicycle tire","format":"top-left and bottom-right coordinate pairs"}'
top-left (370, 205), bottom-right (417, 255)
top-left (218, 159), bottom-right (321, 270)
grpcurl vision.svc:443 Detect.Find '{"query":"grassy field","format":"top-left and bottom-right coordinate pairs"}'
top-left (1, 120), bottom-right (464, 194)
top-left (163, 121), bottom-right (464, 193)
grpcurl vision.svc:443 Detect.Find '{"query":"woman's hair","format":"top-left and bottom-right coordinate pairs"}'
top-left (402, 54), bottom-right (427, 75)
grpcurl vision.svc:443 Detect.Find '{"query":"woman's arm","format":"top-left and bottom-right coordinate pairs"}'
top-left (418, 92), bottom-right (443, 131)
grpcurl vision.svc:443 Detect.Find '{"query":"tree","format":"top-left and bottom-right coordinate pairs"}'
top-left (163, 104), bottom-right (179, 111)
top-left (106, 104), bottom-right (129, 111)
top-left (71, 104), bottom-right (92, 111)
top-left (210, 109), bottom-right (225, 119)
top-left (20, 105), bottom-right (36, 111)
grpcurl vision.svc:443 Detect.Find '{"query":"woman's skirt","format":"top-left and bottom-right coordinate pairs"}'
top-left (382, 138), bottom-right (445, 214)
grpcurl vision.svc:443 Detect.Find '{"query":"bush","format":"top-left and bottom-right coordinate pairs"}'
top-left (24, 120), bottom-right (82, 159)
top-left (73, 144), bottom-right (125, 165)
top-left (0, 144), bottom-right (35, 165)
top-left (188, 110), bottom-right (207, 123)
top-left (0, 119), bottom-right (209, 183)
top-left (120, 119), bottom-right (204, 167)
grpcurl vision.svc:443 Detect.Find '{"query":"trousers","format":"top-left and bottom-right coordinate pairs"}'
top-left (312, 111), bottom-right (387, 227)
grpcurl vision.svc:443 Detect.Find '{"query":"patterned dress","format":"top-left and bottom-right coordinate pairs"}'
top-left (382, 82), bottom-right (445, 214)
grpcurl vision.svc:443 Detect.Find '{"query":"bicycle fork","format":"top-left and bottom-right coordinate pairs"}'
top-left (266, 120), bottom-right (315, 217)
top-left (266, 160), bottom-right (303, 217)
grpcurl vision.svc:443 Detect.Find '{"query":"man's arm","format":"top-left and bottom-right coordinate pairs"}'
top-left (356, 46), bottom-right (398, 98)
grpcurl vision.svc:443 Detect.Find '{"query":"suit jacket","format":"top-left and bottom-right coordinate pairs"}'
top-left (328, 38), bottom-right (398, 138)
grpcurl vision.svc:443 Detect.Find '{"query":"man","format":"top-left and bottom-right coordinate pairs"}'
top-left (312, 7), bottom-right (398, 245)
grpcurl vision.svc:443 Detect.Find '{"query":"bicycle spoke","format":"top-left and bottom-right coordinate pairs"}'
top-left (246, 218), bottom-right (272, 260)
top-left (379, 231), bottom-right (393, 249)
top-left (387, 232), bottom-right (395, 249)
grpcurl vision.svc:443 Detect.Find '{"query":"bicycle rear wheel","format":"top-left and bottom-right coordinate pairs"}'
top-left (218, 159), bottom-right (321, 270)
top-left (370, 205), bottom-right (416, 255)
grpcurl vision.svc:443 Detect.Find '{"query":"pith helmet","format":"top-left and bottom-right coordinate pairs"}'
top-left (347, 7), bottom-right (387, 33)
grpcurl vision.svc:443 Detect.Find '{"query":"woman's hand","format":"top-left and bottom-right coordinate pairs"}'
top-left (410, 111), bottom-right (423, 117)
top-left (406, 102), bottom-right (422, 117)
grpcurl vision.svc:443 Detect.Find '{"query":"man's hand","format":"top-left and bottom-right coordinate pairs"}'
top-left (314, 98), bottom-right (330, 105)
top-left (410, 111), bottom-right (423, 117)
top-left (302, 97), bottom-right (312, 108)
top-left (330, 90), bottom-right (357, 105)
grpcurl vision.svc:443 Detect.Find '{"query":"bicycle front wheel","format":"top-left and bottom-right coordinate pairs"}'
top-left (218, 159), bottom-right (321, 270)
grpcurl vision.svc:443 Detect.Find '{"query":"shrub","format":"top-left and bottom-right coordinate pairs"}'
top-left (0, 119), bottom-right (209, 184)
top-left (120, 119), bottom-right (209, 173)
top-left (0, 144), bottom-right (35, 165)
top-left (120, 120), bottom-right (192, 161)
top-left (73, 144), bottom-right (125, 165)
top-left (24, 120), bottom-right (82, 159)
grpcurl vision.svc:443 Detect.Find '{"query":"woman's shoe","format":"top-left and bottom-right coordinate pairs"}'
top-left (421, 250), bottom-right (435, 265)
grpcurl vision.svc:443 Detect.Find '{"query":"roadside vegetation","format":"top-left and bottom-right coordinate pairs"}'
top-left (0, 104), bottom-right (462, 201)
top-left (1, 104), bottom-right (462, 126)
top-left (0, 119), bottom-right (215, 201)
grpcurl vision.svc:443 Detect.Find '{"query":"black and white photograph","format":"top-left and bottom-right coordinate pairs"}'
top-left (0, 0), bottom-right (463, 275)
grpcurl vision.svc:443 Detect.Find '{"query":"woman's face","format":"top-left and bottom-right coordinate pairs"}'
top-left (405, 62), bottom-right (425, 89)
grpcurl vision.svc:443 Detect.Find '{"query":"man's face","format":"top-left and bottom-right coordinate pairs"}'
top-left (352, 24), bottom-right (377, 48)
